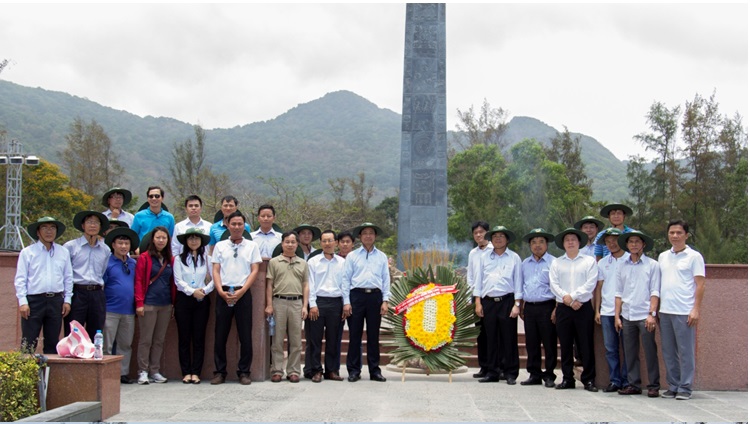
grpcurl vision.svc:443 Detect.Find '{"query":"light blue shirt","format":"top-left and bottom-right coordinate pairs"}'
top-left (341, 245), bottom-right (390, 305)
top-left (209, 220), bottom-right (252, 246)
top-left (615, 254), bottom-right (660, 321)
top-left (14, 241), bottom-right (73, 306)
top-left (473, 248), bottom-right (523, 299)
top-left (250, 228), bottom-right (282, 259)
top-left (466, 243), bottom-right (492, 290)
top-left (102, 209), bottom-right (134, 227)
top-left (131, 208), bottom-right (175, 239)
top-left (307, 253), bottom-right (345, 307)
top-left (521, 252), bottom-right (555, 302)
top-left (64, 235), bottom-right (111, 286)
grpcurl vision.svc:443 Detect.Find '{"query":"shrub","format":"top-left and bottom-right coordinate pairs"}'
top-left (0, 351), bottom-right (40, 422)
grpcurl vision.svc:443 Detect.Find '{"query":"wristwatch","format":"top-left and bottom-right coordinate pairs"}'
top-left (650, 311), bottom-right (657, 317)
top-left (514, 301), bottom-right (521, 307)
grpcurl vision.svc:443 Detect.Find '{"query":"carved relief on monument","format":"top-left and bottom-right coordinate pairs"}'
top-left (411, 132), bottom-right (436, 168)
top-left (412, 59), bottom-right (437, 93)
top-left (413, 24), bottom-right (438, 57)
top-left (411, 3), bottom-right (439, 21)
top-left (411, 170), bottom-right (436, 206)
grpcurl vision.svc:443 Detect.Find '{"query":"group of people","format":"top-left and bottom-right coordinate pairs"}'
top-left (467, 202), bottom-right (705, 401)
top-left (14, 186), bottom-right (394, 386)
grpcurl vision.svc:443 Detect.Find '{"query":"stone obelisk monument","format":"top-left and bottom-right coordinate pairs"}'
top-left (397, 3), bottom-right (447, 267)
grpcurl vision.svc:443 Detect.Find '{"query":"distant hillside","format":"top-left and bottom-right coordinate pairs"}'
top-left (0, 81), bottom-right (628, 208)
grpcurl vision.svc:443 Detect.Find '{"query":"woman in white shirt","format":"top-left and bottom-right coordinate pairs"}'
top-left (174, 228), bottom-right (214, 384)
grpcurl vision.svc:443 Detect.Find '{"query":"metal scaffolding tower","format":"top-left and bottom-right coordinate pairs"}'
top-left (0, 140), bottom-right (38, 250)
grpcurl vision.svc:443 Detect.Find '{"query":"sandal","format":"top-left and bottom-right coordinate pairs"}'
top-left (182, 375), bottom-right (192, 384)
top-left (191, 374), bottom-right (201, 384)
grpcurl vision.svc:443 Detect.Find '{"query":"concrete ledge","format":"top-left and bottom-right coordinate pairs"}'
top-left (16, 401), bottom-right (101, 422)
top-left (45, 354), bottom-right (121, 420)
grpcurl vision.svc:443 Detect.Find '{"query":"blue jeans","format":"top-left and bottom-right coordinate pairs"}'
top-left (600, 315), bottom-right (627, 387)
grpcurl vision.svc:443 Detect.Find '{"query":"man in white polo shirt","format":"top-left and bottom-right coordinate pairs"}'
top-left (658, 219), bottom-right (705, 400)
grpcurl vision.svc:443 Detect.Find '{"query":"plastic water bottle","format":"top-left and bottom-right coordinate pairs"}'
top-left (228, 286), bottom-right (235, 308)
top-left (93, 330), bottom-right (104, 360)
top-left (267, 315), bottom-right (275, 336)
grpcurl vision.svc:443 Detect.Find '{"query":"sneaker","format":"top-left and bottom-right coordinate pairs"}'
top-left (675, 392), bottom-right (692, 400)
top-left (661, 390), bottom-right (677, 398)
top-left (137, 371), bottom-right (149, 385)
top-left (149, 373), bottom-right (168, 383)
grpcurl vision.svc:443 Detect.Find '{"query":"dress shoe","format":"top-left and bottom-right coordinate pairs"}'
top-left (478, 376), bottom-right (500, 383)
top-left (325, 372), bottom-right (344, 381)
top-left (499, 371), bottom-right (507, 380)
top-left (287, 374), bottom-right (300, 383)
top-left (370, 373), bottom-right (387, 382)
top-left (506, 377), bottom-right (517, 385)
top-left (555, 380), bottom-right (576, 390)
top-left (120, 375), bottom-right (133, 384)
top-left (618, 385), bottom-right (642, 395)
top-left (239, 374), bottom-right (252, 385)
top-left (312, 372), bottom-right (323, 383)
top-left (647, 388), bottom-right (660, 398)
top-left (520, 377), bottom-right (542, 386)
top-left (604, 383), bottom-right (621, 393)
top-left (543, 378), bottom-right (556, 388)
top-left (210, 374), bottom-right (225, 385)
top-left (584, 381), bottom-right (599, 392)
top-left (347, 374), bottom-right (361, 382)
top-left (270, 374), bottom-right (282, 383)
top-left (472, 369), bottom-right (488, 378)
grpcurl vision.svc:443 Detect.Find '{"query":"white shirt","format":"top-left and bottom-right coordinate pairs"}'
top-left (250, 228), bottom-right (282, 259)
top-left (581, 243), bottom-right (596, 258)
top-left (473, 248), bottom-right (523, 299)
top-left (171, 217), bottom-right (213, 257)
top-left (307, 253), bottom-right (345, 307)
top-left (466, 243), bottom-right (492, 291)
top-left (596, 252), bottom-right (627, 316)
top-left (173, 252), bottom-right (215, 296)
top-left (14, 241), bottom-right (74, 306)
top-left (658, 246), bottom-right (705, 315)
top-left (211, 239), bottom-right (262, 287)
top-left (615, 254), bottom-right (660, 321)
top-left (549, 252), bottom-right (598, 303)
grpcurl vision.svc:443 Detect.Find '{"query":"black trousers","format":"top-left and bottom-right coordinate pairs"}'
top-left (21, 293), bottom-right (64, 354)
top-left (65, 286), bottom-right (106, 337)
top-left (174, 291), bottom-right (210, 376)
top-left (304, 296), bottom-right (343, 376)
top-left (346, 289), bottom-right (382, 376)
top-left (523, 299), bottom-right (558, 381)
top-left (556, 301), bottom-right (596, 383)
top-left (214, 291), bottom-right (253, 377)
top-left (481, 295), bottom-right (519, 379)
top-left (473, 298), bottom-right (489, 372)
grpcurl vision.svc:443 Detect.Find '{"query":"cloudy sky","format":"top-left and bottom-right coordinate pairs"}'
top-left (1, 3), bottom-right (746, 160)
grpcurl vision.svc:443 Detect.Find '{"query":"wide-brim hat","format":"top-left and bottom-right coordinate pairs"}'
top-left (101, 187), bottom-right (132, 208)
top-left (138, 202), bottom-right (169, 212)
top-left (600, 203), bottom-right (633, 218)
top-left (107, 220), bottom-right (129, 230)
top-left (104, 227), bottom-right (139, 252)
top-left (596, 227), bottom-right (623, 245)
top-left (293, 224), bottom-right (322, 241)
top-left (272, 243), bottom-right (304, 259)
top-left (73, 211), bottom-right (108, 235)
top-left (139, 229), bottom-right (154, 253)
top-left (522, 228), bottom-right (554, 243)
top-left (485, 226), bottom-right (515, 244)
top-left (574, 215), bottom-right (605, 232)
top-left (27, 216), bottom-right (66, 241)
top-left (307, 249), bottom-right (323, 260)
top-left (554, 228), bottom-right (587, 250)
top-left (352, 222), bottom-right (382, 238)
top-left (618, 230), bottom-right (654, 253)
top-left (177, 228), bottom-right (211, 247)
top-left (220, 229), bottom-right (252, 241)
top-left (214, 209), bottom-right (250, 224)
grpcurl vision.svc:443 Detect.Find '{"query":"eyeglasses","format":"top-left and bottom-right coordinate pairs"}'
top-left (148, 194), bottom-right (162, 199)
top-left (121, 261), bottom-right (131, 275)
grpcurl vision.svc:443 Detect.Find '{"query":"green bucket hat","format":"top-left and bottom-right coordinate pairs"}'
top-left (177, 228), bottom-right (211, 247)
top-left (554, 228), bottom-right (587, 250)
top-left (27, 216), bottom-right (66, 241)
top-left (574, 215), bottom-right (605, 232)
top-left (351, 222), bottom-right (382, 238)
top-left (618, 230), bottom-right (654, 253)
top-left (600, 203), bottom-right (633, 219)
top-left (307, 249), bottom-right (323, 260)
top-left (138, 229), bottom-right (154, 253)
top-left (220, 229), bottom-right (252, 242)
top-left (138, 202), bottom-right (169, 212)
top-left (107, 220), bottom-right (130, 230)
top-left (522, 228), bottom-right (554, 243)
top-left (101, 187), bottom-right (133, 208)
top-left (293, 224), bottom-right (322, 241)
top-left (484, 226), bottom-right (515, 244)
top-left (104, 227), bottom-right (139, 253)
top-left (272, 243), bottom-right (304, 259)
top-left (596, 227), bottom-right (623, 245)
top-left (73, 210), bottom-right (109, 235)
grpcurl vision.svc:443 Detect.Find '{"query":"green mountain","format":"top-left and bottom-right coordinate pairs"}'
top-left (0, 80), bottom-right (627, 206)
